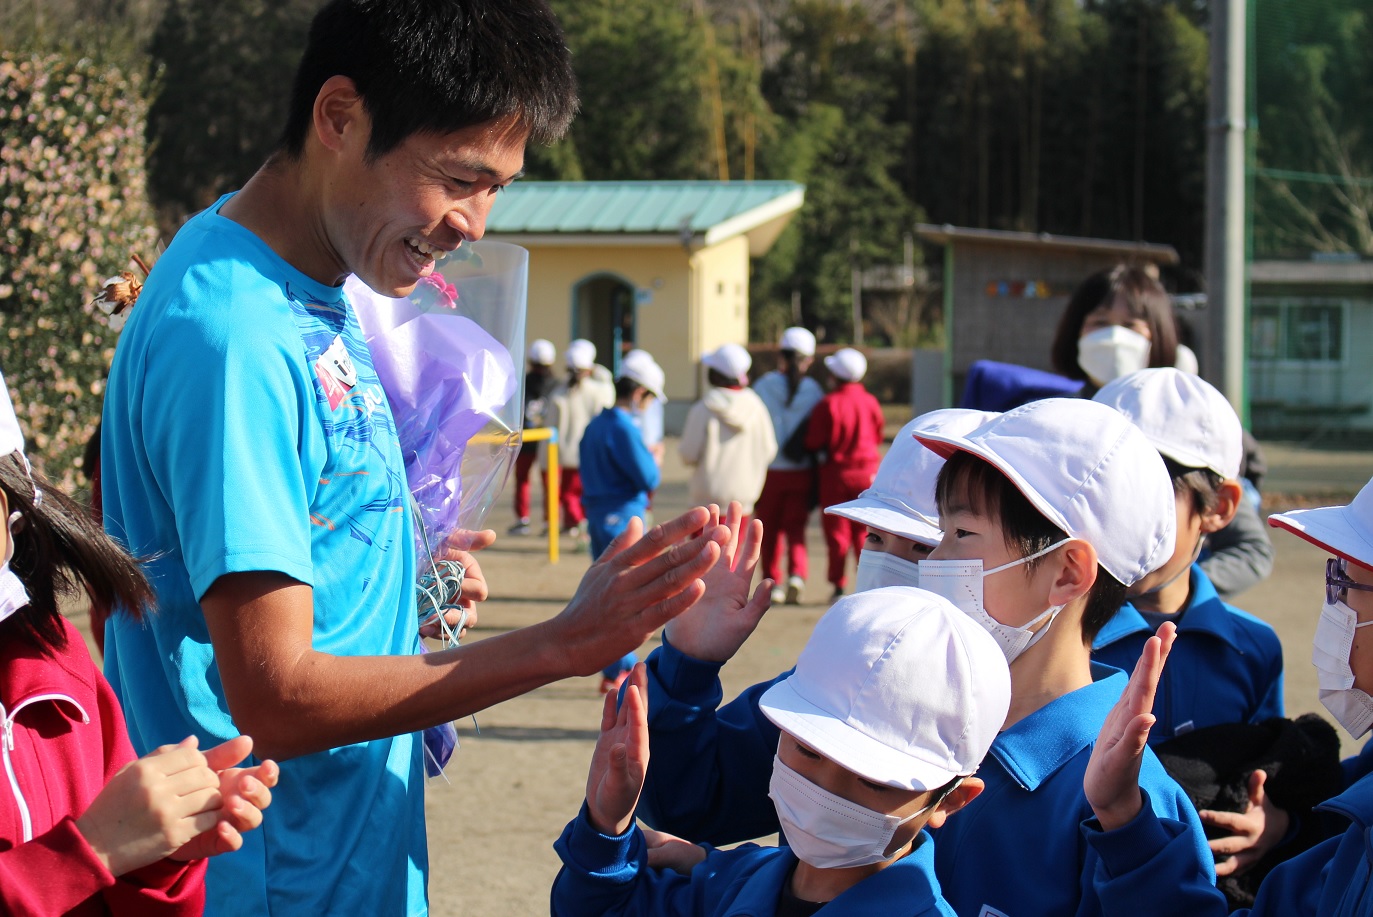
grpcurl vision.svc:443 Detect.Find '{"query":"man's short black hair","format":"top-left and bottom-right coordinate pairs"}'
top-left (936, 453), bottom-right (1127, 643)
top-left (280, 0), bottom-right (578, 159)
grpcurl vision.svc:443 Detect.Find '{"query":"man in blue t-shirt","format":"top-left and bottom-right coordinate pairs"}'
top-left (99, 3), bottom-right (727, 914)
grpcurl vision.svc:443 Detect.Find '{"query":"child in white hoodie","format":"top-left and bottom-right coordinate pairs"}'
top-left (679, 344), bottom-right (777, 517)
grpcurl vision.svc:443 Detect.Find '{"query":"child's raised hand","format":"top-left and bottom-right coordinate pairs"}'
top-left (662, 502), bottom-right (772, 663)
top-left (1084, 622), bottom-right (1176, 832)
top-left (170, 735), bottom-right (279, 862)
top-left (585, 663), bottom-right (650, 837)
top-left (76, 736), bottom-right (224, 876)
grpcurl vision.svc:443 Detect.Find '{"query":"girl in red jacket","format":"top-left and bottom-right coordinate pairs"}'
top-left (805, 348), bottom-right (886, 600)
top-left (0, 379), bottom-right (276, 915)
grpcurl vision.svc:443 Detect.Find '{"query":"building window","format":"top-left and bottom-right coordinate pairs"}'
top-left (1250, 299), bottom-right (1344, 363)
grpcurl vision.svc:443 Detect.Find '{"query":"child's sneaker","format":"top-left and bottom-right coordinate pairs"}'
top-left (507, 519), bottom-right (532, 536)
top-left (785, 575), bottom-right (805, 605)
top-left (770, 584), bottom-right (786, 605)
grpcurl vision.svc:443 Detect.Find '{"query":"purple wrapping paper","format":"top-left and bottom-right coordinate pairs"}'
top-left (348, 277), bottom-right (518, 565)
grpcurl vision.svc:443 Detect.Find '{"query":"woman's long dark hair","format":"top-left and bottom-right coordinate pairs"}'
top-left (1050, 264), bottom-right (1179, 380)
top-left (780, 349), bottom-right (805, 407)
top-left (0, 453), bottom-right (153, 653)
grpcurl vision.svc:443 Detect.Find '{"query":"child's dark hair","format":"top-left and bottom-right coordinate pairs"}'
top-left (935, 453), bottom-right (1127, 642)
top-left (0, 454), bottom-right (152, 654)
top-left (1163, 457), bottom-right (1224, 518)
top-left (1050, 265), bottom-right (1179, 381)
top-left (615, 375), bottom-right (643, 401)
top-left (707, 368), bottom-right (740, 389)
top-left (279, 0), bottom-right (579, 160)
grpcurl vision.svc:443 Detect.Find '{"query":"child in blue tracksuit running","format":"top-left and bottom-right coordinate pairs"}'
top-left (636, 399), bottom-right (1216, 917)
top-left (552, 587), bottom-right (1012, 917)
top-left (1090, 369), bottom-right (1284, 743)
top-left (579, 361), bottom-right (665, 560)
top-left (1080, 476), bottom-right (1373, 916)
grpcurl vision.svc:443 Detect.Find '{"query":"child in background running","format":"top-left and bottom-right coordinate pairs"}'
top-left (0, 370), bottom-right (276, 915)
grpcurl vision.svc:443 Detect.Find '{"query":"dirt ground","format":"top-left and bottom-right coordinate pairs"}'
top-left (63, 433), bottom-right (1372, 915)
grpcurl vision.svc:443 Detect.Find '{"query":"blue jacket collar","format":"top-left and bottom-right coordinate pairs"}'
top-left (987, 664), bottom-right (1126, 791)
top-left (1092, 566), bottom-right (1247, 650)
top-left (724, 835), bottom-right (946, 916)
top-left (1318, 772), bottom-right (1373, 828)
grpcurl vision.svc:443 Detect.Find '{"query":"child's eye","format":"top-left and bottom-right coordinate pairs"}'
top-left (860, 779), bottom-right (892, 793)
top-left (954, 528), bottom-right (973, 539)
top-left (793, 742), bottom-right (821, 759)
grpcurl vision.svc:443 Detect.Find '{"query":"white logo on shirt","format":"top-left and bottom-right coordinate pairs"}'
top-left (360, 387), bottom-right (385, 417)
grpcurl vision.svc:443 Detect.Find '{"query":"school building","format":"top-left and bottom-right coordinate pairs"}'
top-left (1249, 258), bottom-right (1373, 439)
top-left (485, 180), bottom-right (805, 430)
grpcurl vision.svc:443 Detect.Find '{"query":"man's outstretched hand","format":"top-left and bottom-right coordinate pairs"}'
top-left (553, 507), bottom-right (728, 677)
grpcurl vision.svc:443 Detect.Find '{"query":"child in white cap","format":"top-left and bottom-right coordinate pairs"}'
top-left (634, 409), bottom-right (995, 845)
top-left (1078, 478), bottom-right (1373, 916)
top-left (679, 344), bottom-right (777, 517)
top-left (551, 587), bottom-right (1011, 916)
top-left (1090, 369), bottom-right (1283, 740)
top-left (807, 347), bottom-right (885, 600)
top-left (546, 338), bottom-right (615, 544)
top-left (752, 327), bottom-right (825, 605)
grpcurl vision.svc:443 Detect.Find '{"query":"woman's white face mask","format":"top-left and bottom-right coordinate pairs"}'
top-left (1077, 325), bottom-right (1151, 386)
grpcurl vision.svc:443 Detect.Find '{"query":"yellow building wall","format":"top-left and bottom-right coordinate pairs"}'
top-left (515, 239), bottom-right (753, 407)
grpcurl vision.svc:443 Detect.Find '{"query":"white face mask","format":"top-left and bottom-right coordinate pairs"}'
top-left (769, 756), bottom-right (940, 869)
top-left (0, 511), bottom-right (30, 626)
top-left (1313, 597), bottom-right (1373, 737)
top-left (854, 550), bottom-right (923, 592)
top-left (918, 539), bottom-right (1070, 664)
top-left (1077, 326), bottom-right (1151, 386)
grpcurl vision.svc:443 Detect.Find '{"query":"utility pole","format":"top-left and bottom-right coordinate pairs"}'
top-left (1203, 0), bottom-right (1248, 419)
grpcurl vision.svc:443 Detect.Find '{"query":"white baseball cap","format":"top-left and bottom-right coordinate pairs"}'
top-left (0, 369), bottom-right (22, 458)
top-left (760, 586), bottom-right (1011, 790)
top-left (915, 398), bottom-right (1177, 588)
top-left (1092, 368), bottom-right (1243, 480)
top-left (827, 409), bottom-right (998, 547)
top-left (779, 327), bottom-right (816, 357)
top-left (619, 350), bottom-right (667, 402)
top-left (824, 347), bottom-right (867, 382)
top-left (566, 338), bottom-right (597, 371)
top-left (526, 338), bottom-right (556, 366)
top-left (1270, 479), bottom-right (1373, 569)
top-left (702, 343), bottom-right (752, 385)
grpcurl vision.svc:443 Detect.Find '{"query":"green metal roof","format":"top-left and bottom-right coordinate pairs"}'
top-left (487, 180), bottom-right (805, 236)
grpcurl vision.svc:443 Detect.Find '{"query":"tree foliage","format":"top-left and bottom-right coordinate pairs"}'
top-left (145, 0), bottom-right (317, 232)
top-left (1253, 0), bottom-right (1372, 257)
top-left (0, 53), bottom-right (159, 487)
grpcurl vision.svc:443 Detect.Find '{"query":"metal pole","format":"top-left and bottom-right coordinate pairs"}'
top-left (1203, 0), bottom-right (1248, 419)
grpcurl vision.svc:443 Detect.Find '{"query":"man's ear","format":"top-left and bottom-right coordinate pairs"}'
top-left (1201, 480), bottom-right (1243, 534)
top-left (312, 75), bottom-right (369, 156)
top-left (924, 777), bottom-right (984, 830)
top-left (1046, 539), bottom-right (1098, 608)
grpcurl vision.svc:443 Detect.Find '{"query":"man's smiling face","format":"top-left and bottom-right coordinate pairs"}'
top-left (328, 114), bottom-right (526, 298)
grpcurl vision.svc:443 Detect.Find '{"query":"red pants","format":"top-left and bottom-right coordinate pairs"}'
top-left (512, 449), bottom-right (547, 521)
top-left (754, 469), bottom-right (814, 583)
top-left (560, 467), bottom-right (585, 527)
top-left (818, 465), bottom-right (877, 588)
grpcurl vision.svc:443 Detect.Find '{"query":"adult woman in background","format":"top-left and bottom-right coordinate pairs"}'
top-left (1051, 265), bottom-right (1271, 599)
